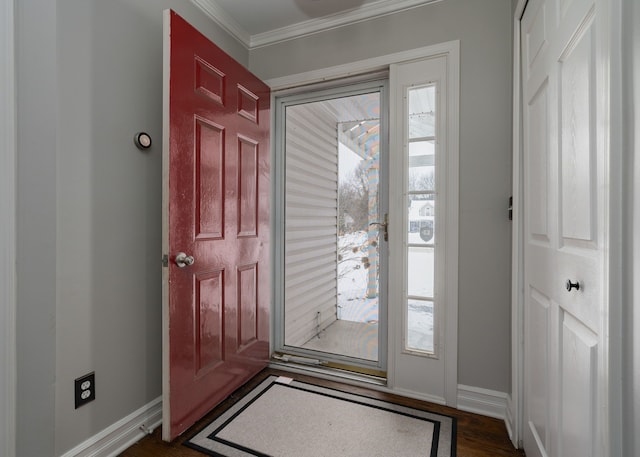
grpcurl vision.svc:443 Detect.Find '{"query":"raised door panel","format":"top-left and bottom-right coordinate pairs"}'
top-left (559, 311), bottom-right (598, 457)
top-left (195, 118), bottom-right (225, 240)
top-left (237, 136), bottom-right (259, 238)
top-left (237, 263), bottom-right (258, 350)
top-left (195, 270), bottom-right (225, 375)
top-left (525, 287), bottom-right (551, 456)
top-left (195, 56), bottom-right (225, 105)
top-left (559, 18), bottom-right (596, 247)
top-left (526, 79), bottom-right (550, 244)
top-left (524, 0), bottom-right (548, 83)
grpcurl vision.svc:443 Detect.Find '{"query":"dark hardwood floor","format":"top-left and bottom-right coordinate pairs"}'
top-left (119, 368), bottom-right (525, 457)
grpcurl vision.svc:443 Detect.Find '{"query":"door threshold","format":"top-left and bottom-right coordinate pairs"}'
top-left (272, 352), bottom-right (386, 379)
top-left (269, 358), bottom-right (387, 388)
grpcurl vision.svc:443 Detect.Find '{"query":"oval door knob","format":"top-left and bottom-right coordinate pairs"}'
top-left (565, 279), bottom-right (580, 292)
top-left (175, 252), bottom-right (195, 268)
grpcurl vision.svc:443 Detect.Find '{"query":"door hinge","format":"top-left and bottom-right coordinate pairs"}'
top-left (162, 254), bottom-right (169, 267)
top-left (508, 196), bottom-right (513, 221)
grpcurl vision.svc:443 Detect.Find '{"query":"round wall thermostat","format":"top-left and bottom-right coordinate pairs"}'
top-left (134, 132), bottom-right (152, 150)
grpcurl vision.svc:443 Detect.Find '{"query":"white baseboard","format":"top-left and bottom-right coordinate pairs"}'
top-left (504, 395), bottom-right (517, 446)
top-left (456, 384), bottom-right (508, 420)
top-left (59, 397), bottom-right (162, 457)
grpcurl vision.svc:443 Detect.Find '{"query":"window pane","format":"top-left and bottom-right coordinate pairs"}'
top-left (408, 141), bottom-right (435, 191)
top-left (408, 194), bottom-right (435, 245)
top-left (406, 86), bottom-right (437, 357)
top-left (407, 246), bottom-right (434, 297)
top-left (408, 85), bottom-right (436, 139)
top-left (407, 299), bottom-right (434, 353)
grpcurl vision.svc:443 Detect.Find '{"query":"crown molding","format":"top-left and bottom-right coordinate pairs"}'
top-left (250, 0), bottom-right (442, 48)
top-left (190, 0), bottom-right (251, 49)
top-left (192, 0), bottom-right (442, 50)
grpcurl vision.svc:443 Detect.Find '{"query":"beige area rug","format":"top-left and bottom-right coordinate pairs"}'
top-left (186, 376), bottom-right (456, 457)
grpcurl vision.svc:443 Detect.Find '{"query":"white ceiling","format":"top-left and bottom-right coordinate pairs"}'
top-left (191, 0), bottom-right (441, 49)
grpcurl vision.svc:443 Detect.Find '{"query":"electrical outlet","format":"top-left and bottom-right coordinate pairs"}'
top-left (74, 372), bottom-right (96, 409)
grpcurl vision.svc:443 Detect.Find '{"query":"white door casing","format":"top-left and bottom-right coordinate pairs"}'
top-left (521, 0), bottom-right (611, 455)
top-left (268, 41), bottom-right (459, 404)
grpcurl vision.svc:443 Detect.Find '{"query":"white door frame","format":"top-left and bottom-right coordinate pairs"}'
top-left (0, 0), bottom-right (17, 456)
top-left (511, 0), bottom-right (625, 452)
top-left (266, 40), bottom-right (459, 406)
top-left (510, 1), bottom-right (527, 447)
top-left (272, 80), bottom-right (390, 374)
top-left (627, 1), bottom-right (640, 455)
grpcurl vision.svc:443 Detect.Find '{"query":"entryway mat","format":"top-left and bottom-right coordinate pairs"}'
top-left (185, 375), bottom-right (456, 457)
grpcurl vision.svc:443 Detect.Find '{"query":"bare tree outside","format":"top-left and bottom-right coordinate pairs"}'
top-left (408, 169), bottom-right (435, 194)
top-left (338, 167), bottom-right (371, 235)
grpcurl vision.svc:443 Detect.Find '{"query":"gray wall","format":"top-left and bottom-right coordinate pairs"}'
top-left (16, 1), bottom-right (247, 455)
top-left (250, 0), bottom-right (514, 393)
top-left (16, 1), bottom-right (58, 455)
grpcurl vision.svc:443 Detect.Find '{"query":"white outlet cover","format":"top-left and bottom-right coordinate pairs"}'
top-left (81, 381), bottom-right (91, 390)
top-left (81, 390), bottom-right (91, 400)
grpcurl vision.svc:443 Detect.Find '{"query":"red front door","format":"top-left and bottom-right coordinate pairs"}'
top-left (162, 10), bottom-right (270, 441)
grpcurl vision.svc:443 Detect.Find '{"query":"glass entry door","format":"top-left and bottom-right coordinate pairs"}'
top-left (275, 81), bottom-right (388, 374)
